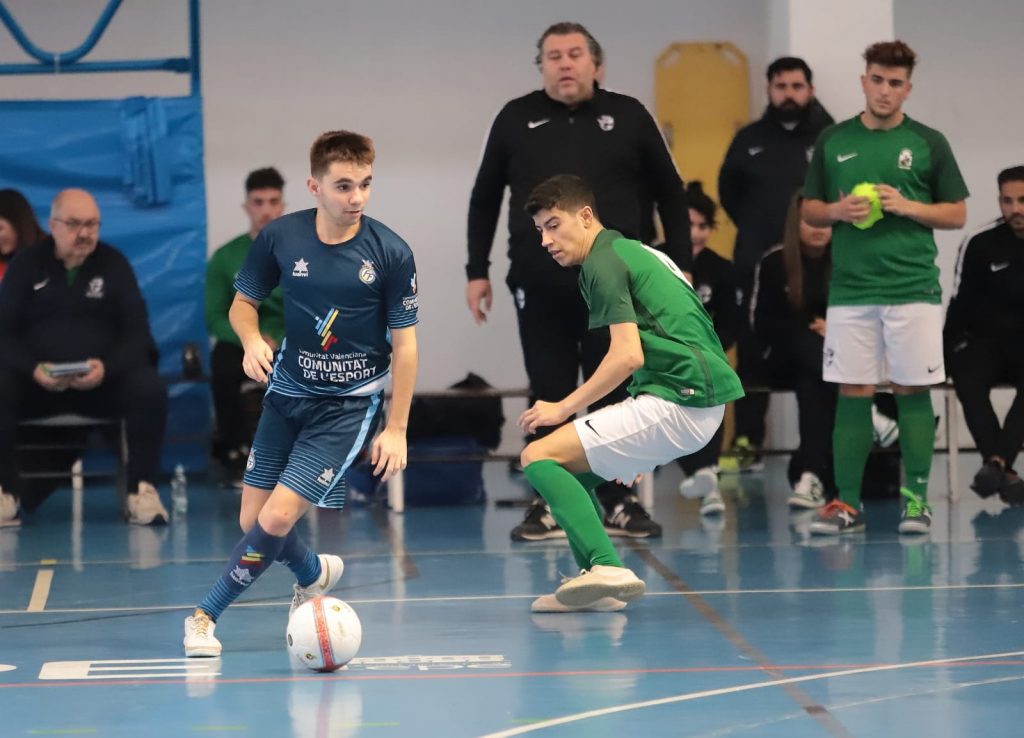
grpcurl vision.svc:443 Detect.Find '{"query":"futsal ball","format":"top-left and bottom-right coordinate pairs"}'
top-left (850, 182), bottom-right (884, 230)
top-left (286, 596), bottom-right (362, 672)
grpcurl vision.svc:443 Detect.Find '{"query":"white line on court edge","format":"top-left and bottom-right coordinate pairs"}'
top-left (474, 650), bottom-right (1024, 738)
top-left (27, 569), bottom-right (54, 612)
top-left (3, 582), bottom-right (1024, 616)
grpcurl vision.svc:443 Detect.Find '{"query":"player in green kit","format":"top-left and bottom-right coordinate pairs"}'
top-left (519, 175), bottom-right (744, 612)
top-left (802, 41), bottom-right (968, 535)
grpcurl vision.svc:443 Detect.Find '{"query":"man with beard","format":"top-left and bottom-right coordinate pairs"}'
top-left (802, 41), bottom-right (968, 535)
top-left (0, 189), bottom-right (169, 526)
top-left (718, 57), bottom-right (833, 471)
top-left (944, 166), bottom-right (1024, 504)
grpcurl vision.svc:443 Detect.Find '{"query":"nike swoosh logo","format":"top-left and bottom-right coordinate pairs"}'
top-left (990, 262), bottom-right (1010, 272)
top-left (32, 278), bottom-right (49, 291)
top-left (837, 153), bottom-right (858, 163)
top-left (527, 119), bottom-right (550, 129)
top-left (748, 146), bottom-right (764, 156)
top-left (927, 364), bottom-right (942, 373)
top-left (584, 419), bottom-right (600, 437)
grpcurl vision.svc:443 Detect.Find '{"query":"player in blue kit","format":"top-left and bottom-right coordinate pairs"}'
top-left (184, 131), bottom-right (419, 657)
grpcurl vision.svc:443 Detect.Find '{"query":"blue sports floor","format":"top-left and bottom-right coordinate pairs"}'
top-left (2, 455), bottom-right (1023, 737)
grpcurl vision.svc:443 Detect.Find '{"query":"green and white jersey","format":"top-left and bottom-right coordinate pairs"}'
top-left (803, 115), bottom-right (969, 306)
top-left (579, 230), bottom-right (744, 408)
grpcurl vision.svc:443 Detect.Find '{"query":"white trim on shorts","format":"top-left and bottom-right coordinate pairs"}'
top-left (573, 394), bottom-right (724, 483)
top-left (823, 303), bottom-right (945, 386)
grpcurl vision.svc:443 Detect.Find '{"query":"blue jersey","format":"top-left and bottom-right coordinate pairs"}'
top-left (235, 209), bottom-right (418, 398)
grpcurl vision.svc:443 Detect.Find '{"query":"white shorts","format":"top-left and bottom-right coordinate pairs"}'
top-left (573, 394), bottom-right (724, 483)
top-left (823, 303), bottom-right (945, 385)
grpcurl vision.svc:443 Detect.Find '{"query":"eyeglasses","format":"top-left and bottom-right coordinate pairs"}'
top-left (54, 218), bottom-right (101, 232)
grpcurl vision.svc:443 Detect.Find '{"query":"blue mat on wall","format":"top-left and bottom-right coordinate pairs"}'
top-left (0, 96), bottom-right (210, 473)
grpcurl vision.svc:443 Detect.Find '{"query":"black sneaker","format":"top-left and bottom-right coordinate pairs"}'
top-left (971, 460), bottom-right (1005, 498)
top-left (1000, 470), bottom-right (1024, 506)
top-left (604, 495), bottom-right (663, 538)
top-left (510, 500), bottom-right (566, 541)
top-left (898, 488), bottom-right (932, 534)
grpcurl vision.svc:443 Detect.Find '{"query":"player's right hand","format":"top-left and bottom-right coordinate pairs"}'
top-left (241, 337), bottom-right (275, 383)
top-left (834, 193), bottom-right (872, 224)
top-left (466, 278), bottom-right (493, 325)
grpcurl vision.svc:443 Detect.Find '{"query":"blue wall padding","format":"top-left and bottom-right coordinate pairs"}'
top-left (0, 96), bottom-right (210, 472)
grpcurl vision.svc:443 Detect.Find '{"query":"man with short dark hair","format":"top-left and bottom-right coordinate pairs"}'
top-left (803, 40), bottom-right (969, 535)
top-left (206, 167), bottom-right (286, 484)
top-left (945, 166), bottom-right (1024, 503)
top-left (0, 188), bottom-right (169, 526)
top-left (467, 22), bottom-right (690, 541)
top-left (718, 56), bottom-right (834, 470)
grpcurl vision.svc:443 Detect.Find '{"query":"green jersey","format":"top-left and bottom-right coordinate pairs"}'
top-left (205, 233), bottom-right (285, 347)
top-left (803, 115), bottom-right (968, 306)
top-left (579, 230), bottom-right (744, 408)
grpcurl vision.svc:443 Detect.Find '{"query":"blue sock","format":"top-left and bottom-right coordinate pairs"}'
top-left (277, 528), bottom-right (321, 587)
top-left (198, 521), bottom-right (287, 621)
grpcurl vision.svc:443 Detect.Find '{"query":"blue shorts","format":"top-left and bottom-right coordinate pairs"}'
top-left (243, 391), bottom-right (383, 509)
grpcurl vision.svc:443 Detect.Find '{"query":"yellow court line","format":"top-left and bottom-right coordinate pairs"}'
top-left (27, 570), bottom-right (54, 612)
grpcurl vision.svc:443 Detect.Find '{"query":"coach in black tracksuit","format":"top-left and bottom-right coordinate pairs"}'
top-left (718, 57), bottom-right (833, 456)
top-left (466, 23), bottom-right (689, 540)
top-left (0, 189), bottom-right (168, 525)
top-left (944, 166), bottom-right (1024, 502)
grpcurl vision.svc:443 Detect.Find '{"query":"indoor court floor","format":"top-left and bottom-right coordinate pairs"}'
top-left (2, 455), bottom-right (1023, 737)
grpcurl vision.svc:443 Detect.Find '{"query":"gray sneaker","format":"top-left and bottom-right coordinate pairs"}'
top-left (290, 554), bottom-right (345, 616)
top-left (700, 488), bottom-right (725, 516)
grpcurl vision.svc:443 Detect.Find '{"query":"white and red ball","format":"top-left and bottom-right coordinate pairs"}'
top-left (286, 596), bottom-right (362, 672)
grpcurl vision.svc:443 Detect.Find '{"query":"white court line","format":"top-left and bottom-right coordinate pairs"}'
top-left (3, 581), bottom-right (1024, 616)
top-left (26, 570), bottom-right (54, 612)
top-left (475, 650), bottom-right (1024, 738)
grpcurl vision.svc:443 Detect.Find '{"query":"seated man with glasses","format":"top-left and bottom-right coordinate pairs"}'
top-left (0, 188), bottom-right (170, 526)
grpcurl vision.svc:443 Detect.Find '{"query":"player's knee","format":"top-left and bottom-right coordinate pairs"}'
top-left (257, 503), bottom-right (299, 537)
top-left (520, 443), bottom-right (550, 469)
top-left (238, 510), bottom-right (257, 533)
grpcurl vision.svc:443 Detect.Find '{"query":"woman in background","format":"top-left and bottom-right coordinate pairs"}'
top-left (0, 189), bottom-right (45, 282)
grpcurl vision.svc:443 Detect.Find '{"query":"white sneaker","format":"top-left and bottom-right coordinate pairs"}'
top-left (126, 481), bottom-right (169, 525)
top-left (183, 612), bottom-right (222, 657)
top-left (788, 471), bottom-right (826, 509)
top-left (555, 565), bottom-right (645, 608)
top-left (700, 488), bottom-right (726, 516)
top-left (290, 554), bottom-right (344, 616)
top-left (679, 466), bottom-right (718, 499)
top-left (872, 405), bottom-right (899, 448)
top-left (0, 488), bottom-right (21, 528)
top-left (531, 593), bottom-right (627, 612)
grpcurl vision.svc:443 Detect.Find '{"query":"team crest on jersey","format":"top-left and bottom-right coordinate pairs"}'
top-left (293, 258), bottom-right (309, 277)
top-left (597, 115), bottom-right (615, 132)
top-left (85, 277), bottom-right (104, 299)
top-left (898, 148), bottom-right (913, 170)
top-left (359, 259), bottom-right (377, 284)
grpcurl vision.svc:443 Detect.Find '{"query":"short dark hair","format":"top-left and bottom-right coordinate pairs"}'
top-left (245, 167), bottom-right (284, 193)
top-left (863, 40), bottom-right (917, 75)
top-left (309, 131), bottom-right (375, 178)
top-left (766, 56), bottom-right (812, 84)
top-left (997, 166), bottom-right (1024, 187)
top-left (525, 175), bottom-right (598, 218)
top-left (685, 181), bottom-right (717, 229)
top-left (535, 22), bottom-right (603, 68)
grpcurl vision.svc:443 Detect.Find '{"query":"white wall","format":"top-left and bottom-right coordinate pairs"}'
top-left (0, 0), bottom-right (768, 390)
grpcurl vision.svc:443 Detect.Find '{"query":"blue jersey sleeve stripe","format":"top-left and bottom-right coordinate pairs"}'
top-left (234, 274), bottom-right (272, 301)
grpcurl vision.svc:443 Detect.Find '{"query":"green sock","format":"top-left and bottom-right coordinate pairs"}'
top-left (895, 391), bottom-right (935, 500)
top-left (525, 460), bottom-right (622, 568)
top-left (834, 395), bottom-right (873, 507)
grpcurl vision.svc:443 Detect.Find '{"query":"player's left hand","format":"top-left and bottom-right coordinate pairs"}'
top-left (69, 358), bottom-right (105, 390)
top-left (371, 426), bottom-right (407, 482)
top-left (875, 184), bottom-right (915, 217)
top-left (518, 400), bottom-right (570, 434)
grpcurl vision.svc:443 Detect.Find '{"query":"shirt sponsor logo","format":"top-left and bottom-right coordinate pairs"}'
top-left (527, 118), bottom-right (550, 129)
top-left (359, 259), bottom-right (377, 284)
top-left (33, 277), bottom-right (49, 291)
top-left (837, 152), bottom-right (858, 163)
top-left (597, 115), bottom-right (615, 132)
top-left (898, 148), bottom-right (913, 170)
top-left (748, 146), bottom-right (764, 156)
top-left (85, 277), bottom-right (104, 299)
top-left (293, 258), bottom-right (309, 277)
top-left (315, 308), bottom-right (340, 352)
top-left (990, 262), bottom-right (1010, 272)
